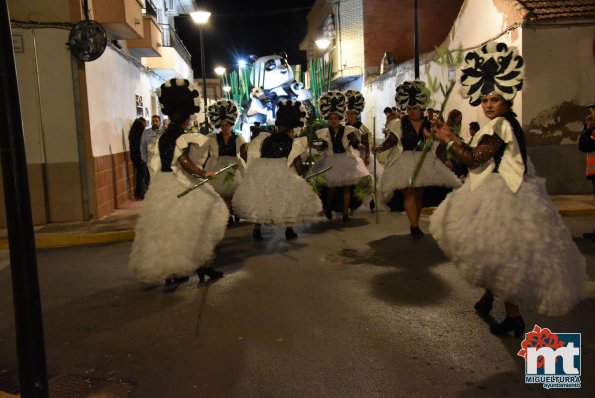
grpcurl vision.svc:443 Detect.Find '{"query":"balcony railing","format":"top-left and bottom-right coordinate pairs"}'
top-left (143, 0), bottom-right (158, 18)
top-left (159, 23), bottom-right (192, 66)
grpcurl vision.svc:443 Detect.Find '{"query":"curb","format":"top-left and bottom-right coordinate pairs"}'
top-left (0, 230), bottom-right (135, 250)
top-left (0, 206), bottom-right (593, 250)
top-left (422, 207), bottom-right (595, 216)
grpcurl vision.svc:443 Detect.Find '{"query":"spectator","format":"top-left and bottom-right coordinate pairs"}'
top-left (446, 109), bottom-right (463, 134)
top-left (128, 117), bottom-right (147, 200)
top-left (382, 106), bottom-right (397, 136)
top-left (425, 107), bottom-right (437, 121)
top-left (578, 103), bottom-right (595, 198)
top-left (468, 121), bottom-right (480, 143)
top-left (140, 115), bottom-right (162, 186)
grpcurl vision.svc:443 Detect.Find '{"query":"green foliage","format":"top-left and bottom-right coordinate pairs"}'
top-left (307, 173), bottom-right (326, 196)
top-left (222, 170), bottom-right (235, 187)
top-left (434, 45), bottom-right (464, 68)
top-left (354, 175), bottom-right (373, 201)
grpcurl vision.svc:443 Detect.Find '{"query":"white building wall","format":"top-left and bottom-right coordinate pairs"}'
top-left (335, 0), bottom-right (365, 76)
top-left (13, 28), bottom-right (79, 163)
top-left (521, 25), bottom-right (595, 194)
top-left (85, 46), bottom-right (164, 157)
top-left (522, 25), bottom-right (595, 144)
top-left (362, 0), bottom-right (523, 144)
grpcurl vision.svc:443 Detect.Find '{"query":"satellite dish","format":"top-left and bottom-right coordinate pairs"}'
top-left (68, 19), bottom-right (107, 62)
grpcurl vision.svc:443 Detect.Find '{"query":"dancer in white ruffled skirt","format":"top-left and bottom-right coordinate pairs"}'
top-left (430, 42), bottom-right (587, 337)
top-left (233, 100), bottom-right (322, 241)
top-left (129, 79), bottom-right (228, 290)
top-left (205, 99), bottom-right (247, 224)
top-left (311, 90), bottom-right (371, 221)
top-left (374, 81), bottom-right (460, 239)
top-left (344, 89), bottom-right (383, 212)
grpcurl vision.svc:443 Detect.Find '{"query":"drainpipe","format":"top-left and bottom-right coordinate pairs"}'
top-left (70, 57), bottom-right (91, 220)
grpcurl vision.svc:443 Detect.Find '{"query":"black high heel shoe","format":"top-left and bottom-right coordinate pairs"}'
top-left (474, 294), bottom-right (494, 316)
top-left (490, 316), bottom-right (525, 338)
top-left (252, 228), bottom-right (263, 241)
top-left (163, 276), bottom-right (190, 292)
top-left (410, 226), bottom-right (424, 240)
top-left (285, 228), bottom-right (298, 241)
top-left (196, 267), bottom-right (223, 283)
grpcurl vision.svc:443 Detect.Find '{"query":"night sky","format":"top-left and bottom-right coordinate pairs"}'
top-left (175, 0), bottom-right (316, 79)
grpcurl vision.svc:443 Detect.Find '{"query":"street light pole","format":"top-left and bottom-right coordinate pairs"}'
top-left (0, 1), bottom-right (49, 396)
top-left (198, 24), bottom-right (209, 132)
top-left (190, 10), bottom-right (211, 133)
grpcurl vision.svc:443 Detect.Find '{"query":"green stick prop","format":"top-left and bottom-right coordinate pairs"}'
top-left (177, 163), bottom-right (238, 198)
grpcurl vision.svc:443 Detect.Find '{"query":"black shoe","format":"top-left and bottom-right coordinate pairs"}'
top-left (342, 213), bottom-right (349, 222)
top-left (252, 228), bottom-right (263, 241)
top-left (228, 216), bottom-right (234, 226)
top-left (410, 226), bottom-right (424, 240)
top-left (325, 208), bottom-right (333, 220)
top-left (285, 228), bottom-right (298, 241)
top-left (163, 276), bottom-right (190, 292)
top-left (490, 316), bottom-right (525, 339)
top-left (196, 267), bottom-right (224, 283)
top-left (474, 294), bottom-right (494, 316)
top-left (234, 215), bottom-right (241, 223)
top-left (369, 200), bottom-right (376, 212)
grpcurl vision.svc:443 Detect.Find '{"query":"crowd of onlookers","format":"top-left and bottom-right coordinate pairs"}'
top-left (381, 106), bottom-right (479, 145)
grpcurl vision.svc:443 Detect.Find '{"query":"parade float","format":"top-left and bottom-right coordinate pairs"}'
top-left (217, 53), bottom-right (332, 142)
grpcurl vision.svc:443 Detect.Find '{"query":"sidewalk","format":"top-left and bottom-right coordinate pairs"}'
top-left (0, 195), bottom-right (593, 250)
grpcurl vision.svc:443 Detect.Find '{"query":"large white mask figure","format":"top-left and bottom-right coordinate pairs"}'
top-left (251, 55), bottom-right (294, 90)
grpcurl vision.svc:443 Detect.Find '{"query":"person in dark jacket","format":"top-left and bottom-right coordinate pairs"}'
top-left (128, 117), bottom-right (147, 200)
top-left (578, 104), bottom-right (595, 198)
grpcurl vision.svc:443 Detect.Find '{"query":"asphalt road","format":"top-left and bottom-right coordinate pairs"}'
top-left (1, 211), bottom-right (594, 397)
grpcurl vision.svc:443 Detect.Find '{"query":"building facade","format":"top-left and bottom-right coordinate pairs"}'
top-left (302, 0), bottom-right (594, 194)
top-left (361, 0), bottom-right (594, 194)
top-left (2, 0), bottom-right (198, 226)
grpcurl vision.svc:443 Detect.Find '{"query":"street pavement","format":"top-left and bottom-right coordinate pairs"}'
top-left (0, 201), bottom-right (594, 397)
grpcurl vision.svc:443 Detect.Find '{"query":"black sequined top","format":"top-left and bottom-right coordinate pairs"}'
top-left (158, 127), bottom-right (184, 172)
top-left (330, 126), bottom-right (347, 154)
top-left (400, 116), bottom-right (432, 151)
top-left (217, 133), bottom-right (238, 156)
top-left (261, 133), bottom-right (293, 158)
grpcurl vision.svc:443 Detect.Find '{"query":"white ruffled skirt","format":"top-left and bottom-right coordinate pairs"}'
top-left (129, 172), bottom-right (229, 283)
top-left (206, 155), bottom-right (243, 198)
top-left (311, 152), bottom-right (371, 187)
top-left (380, 150), bottom-right (461, 203)
top-left (430, 173), bottom-right (588, 316)
top-left (232, 158), bottom-right (322, 225)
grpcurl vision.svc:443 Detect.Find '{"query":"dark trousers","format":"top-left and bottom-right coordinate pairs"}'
top-left (134, 163), bottom-right (149, 199)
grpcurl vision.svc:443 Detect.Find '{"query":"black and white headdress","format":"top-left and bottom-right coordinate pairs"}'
top-left (460, 42), bottom-right (524, 106)
top-left (319, 90), bottom-right (346, 120)
top-left (156, 78), bottom-right (201, 119)
top-left (395, 80), bottom-right (430, 111)
top-left (207, 99), bottom-right (239, 128)
top-left (275, 100), bottom-right (307, 128)
top-left (345, 90), bottom-right (365, 114)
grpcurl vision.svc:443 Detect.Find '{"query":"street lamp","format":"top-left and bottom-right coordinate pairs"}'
top-left (238, 59), bottom-right (246, 68)
top-left (315, 38), bottom-right (330, 50)
top-left (190, 10), bottom-right (211, 131)
top-left (214, 66), bottom-right (226, 76)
